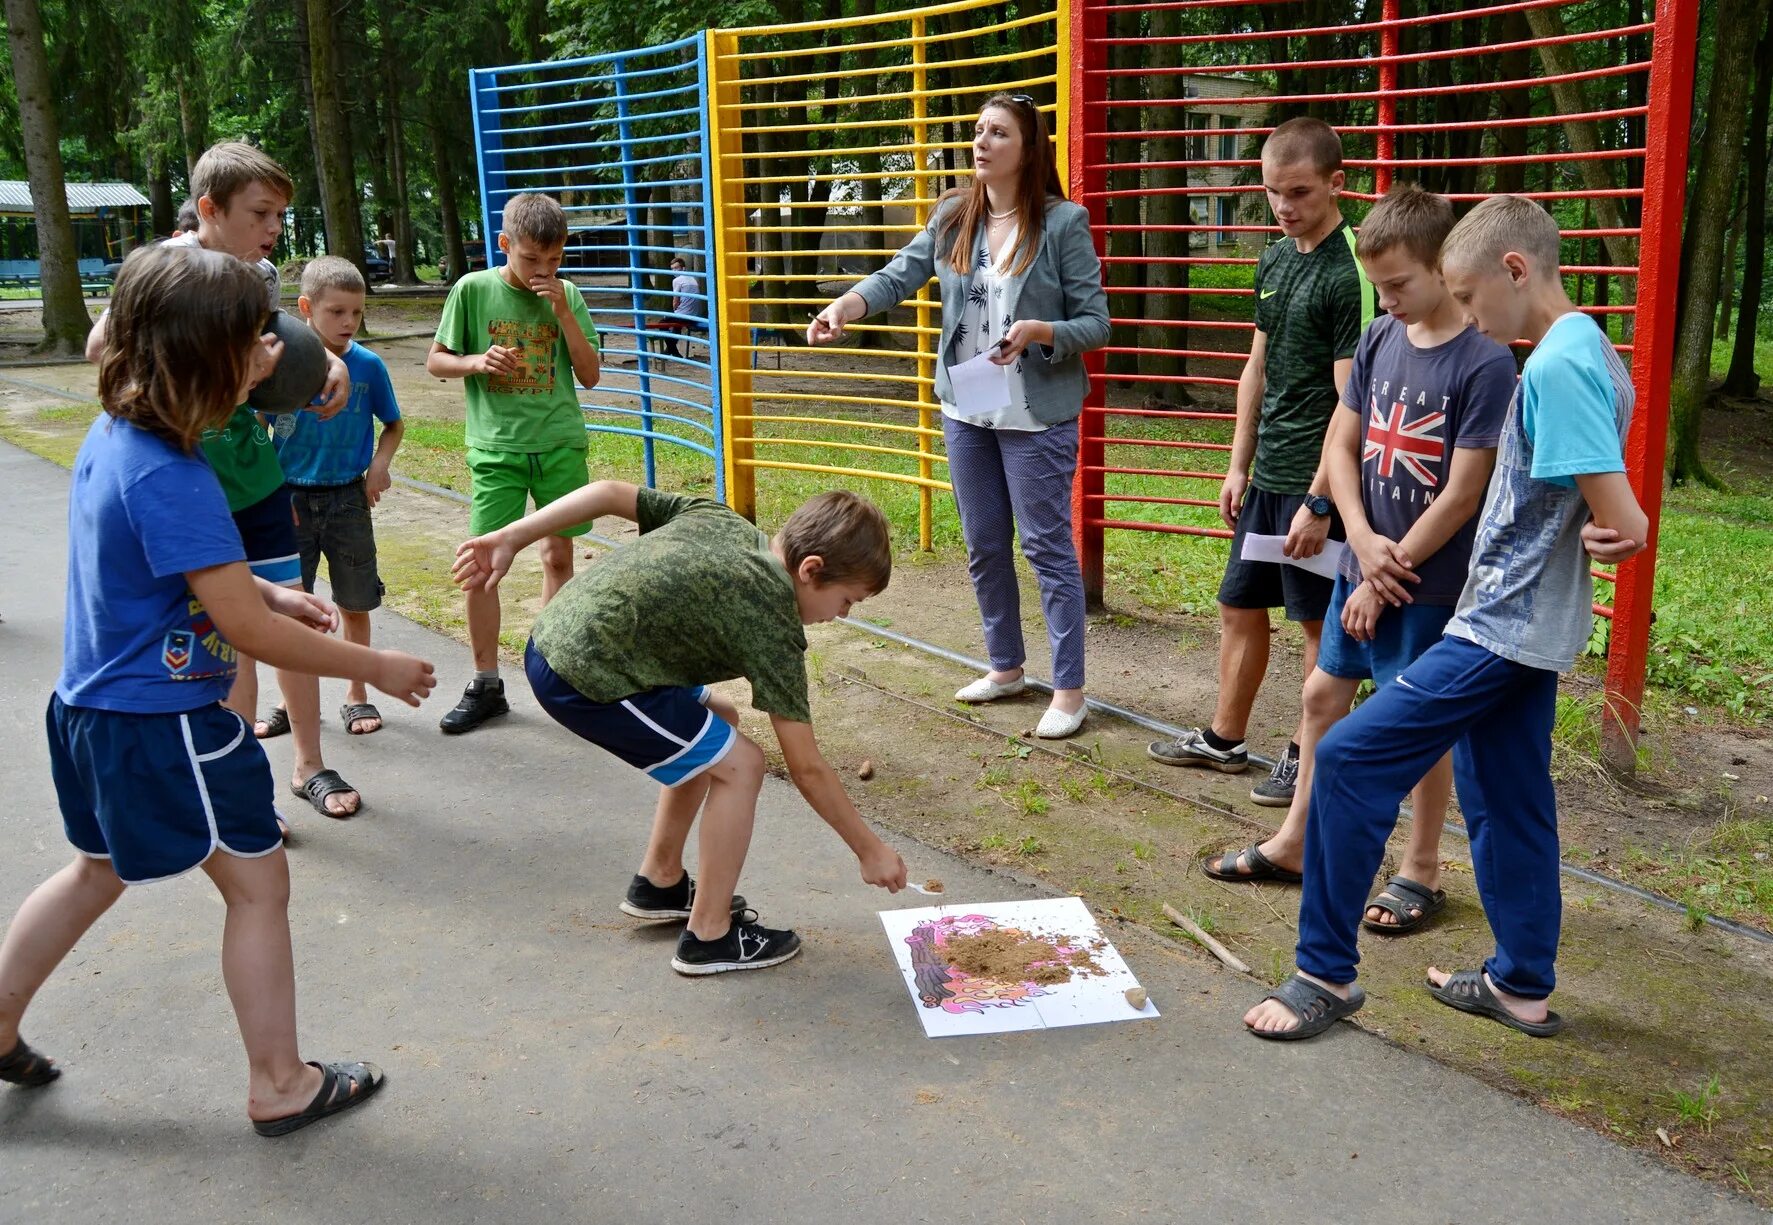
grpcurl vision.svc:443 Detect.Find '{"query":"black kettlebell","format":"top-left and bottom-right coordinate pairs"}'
top-left (247, 309), bottom-right (330, 414)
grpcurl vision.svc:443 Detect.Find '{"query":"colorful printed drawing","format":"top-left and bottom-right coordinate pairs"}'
top-left (905, 913), bottom-right (1064, 1015)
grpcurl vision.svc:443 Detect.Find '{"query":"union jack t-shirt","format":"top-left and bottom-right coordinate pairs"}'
top-left (1337, 314), bottom-right (1517, 605)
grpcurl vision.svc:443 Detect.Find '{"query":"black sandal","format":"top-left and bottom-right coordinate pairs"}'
top-left (0, 1037), bottom-right (60, 1086)
top-left (252, 1060), bottom-right (385, 1137)
top-left (1428, 969), bottom-right (1563, 1037)
top-left (1203, 842), bottom-right (1302, 884)
top-left (340, 702), bottom-right (382, 735)
top-left (1362, 874), bottom-right (1446, 934)
top-left (292, 769), bottom-right (360, 818)
top-left (255, 707), bottom-right (291, 739)
top-left (1246, 973), bottom-right (1366, 1042)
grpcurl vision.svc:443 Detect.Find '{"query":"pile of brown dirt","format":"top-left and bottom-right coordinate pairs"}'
top-left (942, 926), bottom-right (1104, 986)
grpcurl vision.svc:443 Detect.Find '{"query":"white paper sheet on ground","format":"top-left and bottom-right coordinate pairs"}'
top-left (878, 896), bottom-right (1158, 1038)
top-left (1239, 532), bottom-right (1347, 582)
top-left (946, 348), bottom-right (1012, 422)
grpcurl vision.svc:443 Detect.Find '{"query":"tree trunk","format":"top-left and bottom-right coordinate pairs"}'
top-left (1522, 5), bottom-right (1637, 268)
top-left (176, 67), bottom-right (208, 181)
top-left (148, 152), bottom-right (175, 237)
top-left (430, 97), bottom-right (467, 284)
top-left (1139, 3), bottom-right (1189, 395)
top-left (1718, 197), bottom-right (1743, 341)
top-left (292, 0), bottom-right (329, 232)
top-left (1104, 15), bottom-right (1142, 381)
top-left (1668, 0), bottom-right (1772, 486)
top-left (1726, 23), bottom-right (1773, 397)
top-left (381, 35), bottom-right (418, 284)
top-left (304, 0), bottom-right (367, 275)
top-left (3, 0), bottom-right (92, 355)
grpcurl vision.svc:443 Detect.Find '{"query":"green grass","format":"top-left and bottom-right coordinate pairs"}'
top-left (1670, 1073), bottom-right (1723, 1135)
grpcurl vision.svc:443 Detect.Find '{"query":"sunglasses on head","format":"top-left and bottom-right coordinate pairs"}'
top-left (1005, 93), bottom-right (1036, 107)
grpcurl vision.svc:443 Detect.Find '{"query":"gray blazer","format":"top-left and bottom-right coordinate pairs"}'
top-left (850, 196), bottom-right (1110, 426)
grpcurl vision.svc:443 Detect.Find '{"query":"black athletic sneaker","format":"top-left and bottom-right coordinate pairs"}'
top-left (671, 911), bottom-right (802, 976)
top-left (1146, 727), bottom-right (1249, 772)
top-left (1249, 745), bottom-right (1300, 808)
top-left (620, 873), bottom-right (749, 924)
top-left (439, 677), bottom-right (509, 734)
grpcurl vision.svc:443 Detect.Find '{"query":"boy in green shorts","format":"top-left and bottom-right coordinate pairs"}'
top-left (428, 193), bottom-right (602, 733)
top-left (452, 484), bottom-right (909, 974)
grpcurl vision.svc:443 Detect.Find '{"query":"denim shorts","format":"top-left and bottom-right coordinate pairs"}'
top-left (1316, 572), bottom-right (1455, 687)
top-left (290, 479), bottom-right (384, 613)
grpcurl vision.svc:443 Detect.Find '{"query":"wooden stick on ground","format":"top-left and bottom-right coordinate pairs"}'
top-left (1162, 903), bottom-right (1251, 974)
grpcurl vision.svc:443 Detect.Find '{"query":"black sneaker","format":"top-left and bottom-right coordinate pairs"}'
top-left (1249, 745), bottom-right (1300, 807)
top-left (671, 911), bottom-right (802, 976)
top-left (439, 677), bottom-right (508, 734)
top-left (1147, 727), bottom-right (1248, 772)
top-left (620, 873), bottom-right (749, 924)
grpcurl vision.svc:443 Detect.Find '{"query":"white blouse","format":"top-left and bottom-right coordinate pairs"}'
top-left (939, 222), bottom-right (1048, 433)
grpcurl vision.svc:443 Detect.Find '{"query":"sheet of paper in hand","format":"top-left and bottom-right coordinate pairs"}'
top-left (947, 348), bottom-right (1012, 423)
top-left (880, 896), bottom-right (1158, 1037)
top-left (1239, 532), bottom-right (1347, 582)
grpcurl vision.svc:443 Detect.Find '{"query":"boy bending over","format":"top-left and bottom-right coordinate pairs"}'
top-left (453, 486), bottom-right (909, 974)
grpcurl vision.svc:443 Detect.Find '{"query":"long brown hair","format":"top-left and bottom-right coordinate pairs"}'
top-left (99, 244), bottom-right (270, 452)
top-left (937, 93), bottom-right (1066, 277)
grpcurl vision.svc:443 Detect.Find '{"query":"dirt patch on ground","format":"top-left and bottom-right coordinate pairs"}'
top-left (942, 925), bottom-right (1106, 986)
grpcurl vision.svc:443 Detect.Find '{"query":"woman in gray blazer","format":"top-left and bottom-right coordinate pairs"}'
top-left (808, 93), bottom-right (1109, 738)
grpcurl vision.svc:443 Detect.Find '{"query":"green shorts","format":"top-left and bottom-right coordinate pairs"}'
top-left (466, 445), bottom-right (593, 537)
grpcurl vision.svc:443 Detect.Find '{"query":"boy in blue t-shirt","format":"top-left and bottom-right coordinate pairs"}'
top-left (0, 243), bottom-right (433, 1133)
top-left (268, 257), bottom-right (405, 775)
top-left (1243, 196), bottom-right (1648, 1042)
top-left (1203, 186), bottom-right (1515, 943)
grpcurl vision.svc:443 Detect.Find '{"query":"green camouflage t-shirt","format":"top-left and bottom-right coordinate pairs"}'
top-left (530, 489), bottom-right (812, 722)
top-left (434, 268), bottom-right (599, 453)
top-left (1251, 220), bottom-right (1373, 495)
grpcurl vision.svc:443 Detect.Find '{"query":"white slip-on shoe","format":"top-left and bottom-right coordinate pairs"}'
top-left (1035, 703), bottom-right (1087, 739)
top-left (954, 675), bottom-right (1027, 703)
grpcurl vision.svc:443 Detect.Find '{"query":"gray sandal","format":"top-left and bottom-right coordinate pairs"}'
top-left (1246, 973), bottom-right (1366, 1042)
top-left (293, 769), bottom-right (360, 819)
top-left (340, 702), bottom-right (383, 735)
top-left (1203, 842), bottom-right (1302, 884)
top-left (1362, 874), bottom-right (1446, 934)
top-left (1428, 969), bottom-right (1563, 1037)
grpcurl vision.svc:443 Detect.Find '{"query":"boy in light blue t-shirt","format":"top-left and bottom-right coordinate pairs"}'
top-left (1243, 196), bottom-right (1649, 1043)
top-left (264, 256), bottom-right (404, 817)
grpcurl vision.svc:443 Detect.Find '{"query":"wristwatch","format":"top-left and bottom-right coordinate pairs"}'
top-left (1304, 493), bottom-right (1333, 518)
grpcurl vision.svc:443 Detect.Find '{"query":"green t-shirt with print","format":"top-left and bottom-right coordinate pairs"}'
top-left (1251, 219), bottom-right (1373, 495)
top-left (531, 489), bottom-right (813, 723)
top-left (201, 405), bottom-right (285, 511)
top-left (434, 268), bottom-right (599, 453)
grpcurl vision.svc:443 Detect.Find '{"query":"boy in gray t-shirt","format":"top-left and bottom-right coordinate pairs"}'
top-left (1242, 196), bottom-right (1648, 1043)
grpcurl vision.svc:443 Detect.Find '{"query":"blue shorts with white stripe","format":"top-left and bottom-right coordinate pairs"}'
top-left (46, 696), bottom-right (282, 885)
top-left (525, 640), bottom-right (737, 787)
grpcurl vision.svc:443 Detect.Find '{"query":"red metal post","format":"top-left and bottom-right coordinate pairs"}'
top-left (1375, 0), bottom-right (1399, 196)
top-left (1071, 0), bottom-right (1110, 607)
top-left (1601, 0), bottom-right (1700, 772)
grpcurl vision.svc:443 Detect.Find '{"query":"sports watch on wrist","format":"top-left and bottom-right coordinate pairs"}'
top-left (1304, 493), bottom-right (1333, 517)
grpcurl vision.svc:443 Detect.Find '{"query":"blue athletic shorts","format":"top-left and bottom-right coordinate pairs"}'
top-left (1316, 572), bottom-right (1455, 687)
top-left (525, 640), bottom-right (736, 787)
top-left (232, 485), bottom-right (301, 587)
top-left (46, 696), bottom-right (282, 885)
